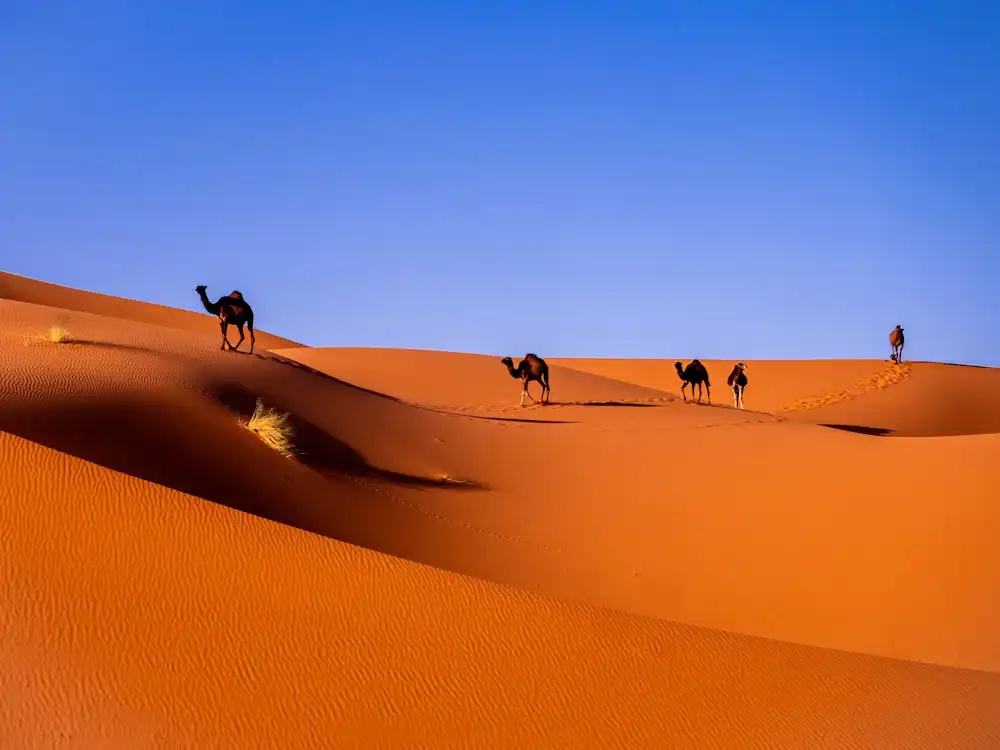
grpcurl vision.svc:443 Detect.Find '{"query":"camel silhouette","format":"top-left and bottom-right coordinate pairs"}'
top-left (889, 325), bottom-right (904, 363)
top-left (501, 353), bottom-right (551, 406)
top-left (675, 360), bottom-right (711, 404)
top-left (196, 285), bottom-right (256, 355)
top-left (727, 362), bottom-right (748, 410)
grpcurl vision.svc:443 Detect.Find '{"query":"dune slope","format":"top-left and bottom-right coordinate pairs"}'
top-left (267, 347), bottom-right (1000, 673)
top-left (786, 362), bottom-right (1000, 437)
top-left (4, 429), bottom-right (1000, 748)
top-left (1, 278), bottom-right (998, 746)
top-left (0, 270), bottom-right (303, 351)
top-left (553, 357), bottom-right (895, 413)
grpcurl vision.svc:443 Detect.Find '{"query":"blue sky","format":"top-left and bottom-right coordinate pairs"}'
top-left (2, 1), bottom-right (997, 364)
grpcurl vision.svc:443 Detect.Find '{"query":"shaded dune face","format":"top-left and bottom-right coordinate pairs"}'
top-left (2, 273), bottom-right (999, 748)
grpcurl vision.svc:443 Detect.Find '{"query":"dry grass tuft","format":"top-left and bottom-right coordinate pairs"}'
top-left (435, 472), bottom-right (479, 487)
top-left (46, 325), bottom-right (72, 343)
top-left (24, 324), bottom-right (73, 345)
top-left (243, 398), bottom-right (296, 458)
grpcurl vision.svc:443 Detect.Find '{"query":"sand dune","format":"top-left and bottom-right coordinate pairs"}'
top-left (271, 346), bottom-right (679, 415)
top-left (1, 274), bottom-right (999, 747)
top-left (557, 354), bottom-right (1000, 437)
top-left (272, 346), bottom-right (1000, 673)
top-left (787, 362), bottom-right (1000, 437)
top-left (0, 270), bottom-right (303, 351)
top-left (553, 357), bottom-right (898, 413)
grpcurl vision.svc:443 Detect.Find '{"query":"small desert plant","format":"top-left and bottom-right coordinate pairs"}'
top-left (24, 323), bottom-right (72, 345)
top-left (436, 473), bottom-right (476, 486)
top-left (243, 398), bottom-right (296, 458)
top-left (45, 324), bottom-right (71, 343)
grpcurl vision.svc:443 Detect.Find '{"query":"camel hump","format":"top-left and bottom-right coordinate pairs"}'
top-left (229, 290), bottom-right (244, 299)
top-left (727, 369), bottom-right (736, 386)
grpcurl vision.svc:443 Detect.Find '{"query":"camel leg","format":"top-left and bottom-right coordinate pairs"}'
top-left (733, 387), bottom-right (739, 409)
top-left (231, 323), bottom-right (246, 352)
top-left (219, 320), bottom-right (232, 351)
top-left (248, 321), bottom-right (255, 355)
top-left (520, 381), bottom-right (534, 406)
top-left (696, 382), bottom-right (702, 404)
top-left (680, 382), bottom-right (688, 402)
top-left (705, 383), bottom-right (711, 405)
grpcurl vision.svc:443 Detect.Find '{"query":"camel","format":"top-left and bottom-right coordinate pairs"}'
top-left (501, 353), bottom-right (551, 406)
top-left (195, 285), bottom-right (256, 355)
top-left (727, 362), bottom-right (748, 410)
top-left (889, 325), bottom-right (904, 363)
top-left (675, 359), bottom-right (711, 404)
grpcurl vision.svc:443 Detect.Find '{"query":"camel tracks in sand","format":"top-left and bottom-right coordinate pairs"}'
top-left (777, 362), bottom-right (913, 413)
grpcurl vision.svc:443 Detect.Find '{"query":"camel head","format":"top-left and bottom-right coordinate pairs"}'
top-left (736, 362), bottom-right (747, 372)
top-left (195, 284), bottom-right (207, 294)
top-left (674, 361), bottom-right (684, 376)
top-left (501, 357), bottom-right (523, 378)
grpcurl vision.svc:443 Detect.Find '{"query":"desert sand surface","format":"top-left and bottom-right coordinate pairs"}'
top-left (2, 273), bottom-right (999, 748)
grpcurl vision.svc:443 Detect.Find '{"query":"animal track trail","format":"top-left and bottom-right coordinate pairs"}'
top-left (342, 474), bottom-right (565, 555)
top-left (777, 362), bottom-right (913, 413)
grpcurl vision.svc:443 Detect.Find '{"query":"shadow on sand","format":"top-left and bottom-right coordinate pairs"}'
top-left (820, 423), bottom-right (896, 437)
top-left (68, 339), bottom-right (406, 404)
top-left (553, 400), bottom-right (663, 408)
top-left (0, 382), bottom-right (487, 547)
top-left (209, 381), bottom-right (489, 491)
top-left (435, 411), bottom-right (578, 425)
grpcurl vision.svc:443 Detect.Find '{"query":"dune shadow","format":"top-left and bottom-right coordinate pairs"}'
top-left (251, 351), bottom-right (401, 401)
top-left (435, 410), bottom-right (577, 425)
top-left (209, 381), bottom-right (489, 491)
top-left (66, 339), bottom-right (408, 406)
top-left (0, 386), bottom-right (487, 546)
top-left (820, 423), bottom-right (896, 437)
top-left (67, 339), bottom-right (168, 356)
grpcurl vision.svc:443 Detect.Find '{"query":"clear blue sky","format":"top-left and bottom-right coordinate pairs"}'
top-left (2, 1), bottom-right (997, 364)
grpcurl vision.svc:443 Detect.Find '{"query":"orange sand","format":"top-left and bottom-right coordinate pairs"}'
top-left (1, 272), bottom-right (998, 748)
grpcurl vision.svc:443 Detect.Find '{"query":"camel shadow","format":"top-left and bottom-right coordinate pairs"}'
top-left (820, 423), bottom-right (896, 437)
top-left (552, 400), bottom-right (662, 408)
top-left (437, 411), bottom-right (578, 425)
